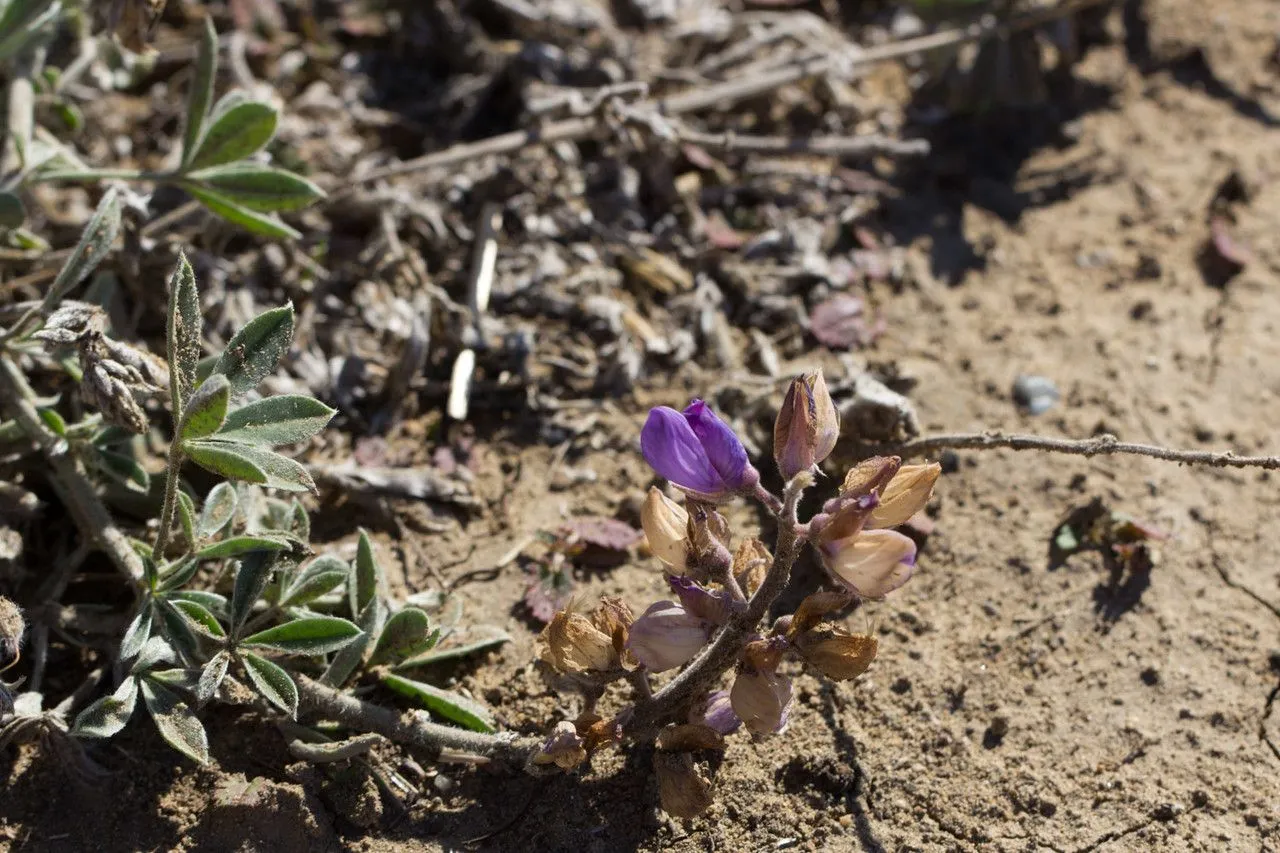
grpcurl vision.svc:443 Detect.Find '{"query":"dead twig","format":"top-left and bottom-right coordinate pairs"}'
top-left (876, 431), bottom-right (1280, 471)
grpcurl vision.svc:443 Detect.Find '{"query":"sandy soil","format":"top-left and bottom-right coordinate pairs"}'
top-left (2, 1), bottom-right (1279, 851)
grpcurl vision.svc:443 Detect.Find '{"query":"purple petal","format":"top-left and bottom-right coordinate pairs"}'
top-left (822, 529), bottom-right (916, 599)
top-left (641, 407), bottom-right (727, 495)
top-left (682, 400), bottom-right (752, 489)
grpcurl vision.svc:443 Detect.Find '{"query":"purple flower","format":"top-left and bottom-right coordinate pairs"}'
top-left (641, 401), bottom-right (756, 499)
top-left (691, 689), bottom-right (742, 735)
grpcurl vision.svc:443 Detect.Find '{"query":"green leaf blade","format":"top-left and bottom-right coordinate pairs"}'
top-left (241, 652), bottom-right (298, 717)
top-left (381, 674), bottom-right (495, 733)
top-left (179, 374), bottom-right (230, 442)
top-left (217, 395), bottom-right (335, 446)
top-left (186, 98), bottom-right (278, 170)
top-left (198, 482), bottom-right (238, 538)
top-left (186, 163), bottom-right (324, 212)
top-left (187, 439), bottom-right (315, 493)
top-left (72, 676), bottom-right (139, 739)
top-left (166, 252), bottom-right (202, 407)
top-left (140, 678), bottom-right (211, 764)
top-left (182, 17), bottom-right (219, 170)
top-left (281, 555), bottom-right (348, 607)
top-left (211, 304), bottom-right (295, 395)
top-left (195, 533), bottom-right (291, 560)
top-left (186, 185), bottom-right (301, 239)
top-left (369, 608), bottom-right (435, 666)
top-left (242, 616), bottom-right (361, 655)
top-left (46, 187), bottom-right (121, 307)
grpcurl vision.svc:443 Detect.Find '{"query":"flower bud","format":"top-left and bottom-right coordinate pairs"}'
top-left (685, 500), bottom-right (732, 579)
top-left (641, 400), bottom-right (758, 501)
top-left (532, 720), bottom-right (588, 770)
top-left (642, 487), bottom-right (690, 573)
top-left (794, 625), bottom-right (878, 681)
top-left (690, 689), bottom-right (741, 735)
top-left (654, 752), bottom-right (714, 819)
top-left (773, 370), bottom-right (840, 480)
top-left (668, 576), bottom-right (735, 625)
top-left (818, 528), bottom-right (916, 599)
top-left (730, 670), bottom-right (793, 736)
top-left (626, 601), bottom-right (709, 672)
top-left (866, 462), bottom-right (941, 529)
top-left (539, 609), bottom-right (618, 674)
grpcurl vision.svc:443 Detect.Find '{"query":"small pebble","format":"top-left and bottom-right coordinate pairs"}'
top-left (1012, 375), bottom-right (1060, 415)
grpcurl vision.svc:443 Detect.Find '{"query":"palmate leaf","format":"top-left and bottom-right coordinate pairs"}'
top-left (185, 163), bottom-right (324, 212)
top-left (241, 651), bottom-right (298, 717)
top-left (241, 616), bottom-right (361, 655)
top-left (140, 677), bottom-right (211, 764)
top-left (381, 674), bottom-right (495, 733)
top-left (211, 304), bottom-right (295, 395)
top-left (217, 396), bottom-right (335, 446)
top-left (166, 252), bottom-right (202, 406)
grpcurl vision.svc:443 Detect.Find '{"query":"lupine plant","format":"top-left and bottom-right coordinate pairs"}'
top-left (534, 373), bottom-right (940, 817)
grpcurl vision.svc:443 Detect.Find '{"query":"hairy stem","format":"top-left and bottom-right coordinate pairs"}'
top-left (623, 475), bottom-right (809, 738)
top-left (0, 355), bottom-right (143, 583)
top-left (294, 675), bottom-right (540, 766)
top-left (151, 448), bottom-right (184, 560)
top-left (873, 431), bottom-right (1280, 470)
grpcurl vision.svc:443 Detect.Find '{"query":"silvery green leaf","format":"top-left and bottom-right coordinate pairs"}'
top-left (196, 651), bottom-right (230, 704)
top-left (157, 556), bottom-right (200, 592)
top-left (168, 598), bottom-right (226, 639)
top-left (369, 608), bottom-right (435, 666)
top-left (289, 499), bottom-right (309, 541)
top-left (185, 96), bottom-right (277, 170)
top-left (93, 447), bottom-right (150, 492)
top-left (230, 549), bottom-right (277, 633)
top-left (241, 651), bottom-right (298, 717)
top-left (0, 192), bottom-right (25, 229)
top-left (181, 17), bottom-right (218, 170)
top-left (140, 677), bottom-right (210, 764)
top-left (185, 439), bottom-right (315, 493)
top-left (176, 489), bottom-right (197, 546)
top-left (395, 633), bottom-right (510, 670)
top-left (351, 530), bottom-right (380, 618)
top-left (195, 533), bottom-right (291, 560)
top-left (241, 616), bottom-right (361, 655)
top-left (381, 674), bottom-right (495, 733)
top-left (198, 482), bottom-right (238, 538)
top-left (0, 0), bottom-right (61, 65)
top-left (319, 630), bottom-right (368, 687)
top-left (158, 599), bottom-right (202, 660)
top-left (178, 374), bottom-right (230, 443)
top-left (185, 163), bottom-right (324, 212)
top-left (45, 187), bottom-right (120, 307)
top-left (132, 635), bottom-right (177, 673)
top-left (211, 304), bottom-right (294, 395)
top-left (169, 590), bottom-right (229, 620)
top-left (166, 252), bottom-right (201, 406)
top-left (120, 604), bottom-right (154, 661)
top-left (72, 676), bottom-right (138, 738)
top-left (281, 555), bottom-right (348, 608)
top-left (216, 396), bottom-right (336, 446)
top-left (185, 185), bottom-right (301, 240)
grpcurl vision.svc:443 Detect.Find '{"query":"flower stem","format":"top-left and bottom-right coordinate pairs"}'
top-left (151, 447), bottom-right (184, 561)
top-left (622, 474), bottom-right (809, 737)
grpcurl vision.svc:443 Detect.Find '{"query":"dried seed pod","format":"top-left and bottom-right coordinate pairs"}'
top-left (654, 752), bottom-right (714, 819)
top-left (794, 625), bottom-right (878, 681)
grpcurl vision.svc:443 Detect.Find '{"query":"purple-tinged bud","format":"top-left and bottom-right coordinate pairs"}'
top-left (690, 689), bottom-right (742, 735)
top-left (818, 528), bottom-right (916, 599)
top-left (640, 401), bottom-right (756, 500)
top-left (685, 500), bottom-right (733, 579)
top-left (667, 576), bottom-right (736, 624)
top-left (626, 601), bottom-right (710, 672)
top-left (730, 670), bottom-right (793, 735)
top-left (531, 720), bottom-right (588, 770)
top-left (773, 370), bottom-right (840, 480)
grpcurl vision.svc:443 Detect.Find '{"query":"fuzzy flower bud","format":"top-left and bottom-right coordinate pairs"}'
top-left (773, 370), bottom-right (840, 480)
top-left (532, 720), bottom-right (588, 770)
top-left (730, 670), bottom-right (793, 736)
top-left (865, 462), bottom-right (942, 529)
top-left (626, 601), bottom-right (709, 672)
top-left (690, 689), bottom-right (742, 735)
top-left (794, 625), bottom-right (878, 681)
top-left (818, 528), bottom-right (916, 599)
top-left (642, 487), bottom-right (689, 573)
top-left (641, 400), bottom-right (757, 500)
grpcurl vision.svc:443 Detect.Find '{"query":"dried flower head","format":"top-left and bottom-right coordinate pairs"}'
top-left (0, 597), bottom-right (23, 674)
top-left (532, 720), bottom-right (588, 770)
top-left (773, 370), bottom-right (839, 480)
top-left (654, 752), bottom-right (714, 819)
top-left (642, 487), bottom-right (689, 573)
top-left (865, 462), bottom-right (941, 529)
top-left (539, 599), bottom-right (631, 675)
top-left (793, 625), bottom-right (878, 681)
top-left (819, 528), bottom-right (917, 599)
top-left (626, 601), bottom-right (709, 672)
top-left (730, 669), bottom-right (792, 736)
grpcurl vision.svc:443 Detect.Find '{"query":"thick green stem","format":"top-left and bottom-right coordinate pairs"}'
top-left (0, 355), bottom-right (143, 584)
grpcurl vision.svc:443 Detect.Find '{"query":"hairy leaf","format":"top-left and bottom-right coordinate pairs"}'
top-left (320, 630), bottom-right (369, 687)
top-left (47, 188), bottom-right (121, 306)
top-left (181, 17), bottom-right (219, 169)
top-left (198, 482), bottom-right (238, 538)
top-left (157, 556), bottom-right (200, 592)
top-left (185, 439), bottom-right (315, 492)
top-left (230, 550), bottom-right (278, 634)
top-left (381, 674), bottom-right (495, 733)
top-left (185, 185), bottom-right (301, 240)
top-left (282, 555), bottom-right (348, 607)
top-left (369, 608), bottom-right (435, 666)
top-left (395, 633), bottom-right (510, 670)
top-left (196, 651), bottom-right (230, 704)
top-left (242, 616), bottom-right (361, 655)
top-left (186, 98), bottom-right (277, 170)
top-left (72, 676), bottom-right (139, 738)
top-left (179, 374), bottom-right (230, 443)
top-left (120, 604), bottom-right (154, 661)
top-left (141, 678), bottom-right (210, 764)
top-left (169, 590), bottom-right (229, 620)
top-left (94, 447), bottom-right (150, 492)
top-left (351, 530), bottom-right (380, 618)
top-left (166, 252), bottom-right (201, 407)
top-left (132, 636), bottom-right (178, 673)
top-left (241, 651), bottom-right (298, 717)
top-left (211, 304), bottom-right (295, 395)
top-left (169, 598), bottom-right (226, 639)
top-left (195, 533), bottom-right (291, 560)
top-left (186, 163), bottom-right (324, 212)
top-left (217, 395), bottom-right (335, 446)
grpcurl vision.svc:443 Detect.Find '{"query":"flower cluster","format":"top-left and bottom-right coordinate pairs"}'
top-left (536, 371), bottom-right (940, 817)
